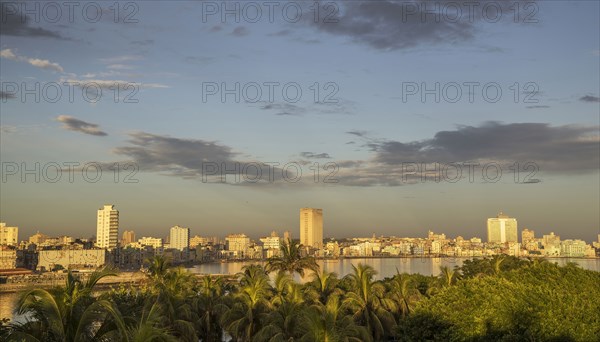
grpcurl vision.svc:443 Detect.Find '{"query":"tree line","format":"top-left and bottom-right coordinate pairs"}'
top-left (2, 240), bottom-right (599, 341)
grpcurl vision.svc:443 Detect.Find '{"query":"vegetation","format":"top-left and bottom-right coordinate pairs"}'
top-left (3, 254), bottom-right (599, 341)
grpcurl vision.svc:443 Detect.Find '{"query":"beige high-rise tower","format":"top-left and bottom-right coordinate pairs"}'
top-left (487, 212), bottom-right (517, 243)
top-left (96, 205), bottom-right (119, 249)
top-left (300, 208), bottom-right (323, 249)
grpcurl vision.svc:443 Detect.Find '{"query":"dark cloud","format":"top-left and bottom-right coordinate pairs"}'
top-left (346, 130), bottom-right (368, 138)
top-left (56, 115), bottom-right (108, 136)
top-left (112, 132), bottom-right (291, 183)
top-left (306, 0), bottom-right (532, 51)
top-left (231, 26), bottom-right (249, 37)
top-left (373, 122), bottom-right (599, 173)
top-left (259, 100), bottom-right (354, 116)
top-left (0, 91), bottom-right (16, 100)
top-left (579, 95), bottom-right (599, 103)
top-left (300, 152), bottom-right (332, 159)
top-left (0, 2), bottom-right (65, 39)
top-left (269, 29), bottom-right (291, 36)
top-left (260, 103), bottom-right (307, 116)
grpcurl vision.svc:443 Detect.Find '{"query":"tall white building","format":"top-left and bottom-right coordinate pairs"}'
top-left (169, 226), bottom-right (190, 251)
top-left (487, 212), bottom-right (517, 243)
top-left (96, 205), bottom-right (119, 249)
top-left (0, 223), bottom-right (19, 246)
top-left (300, 208), bottom-right (323, 249)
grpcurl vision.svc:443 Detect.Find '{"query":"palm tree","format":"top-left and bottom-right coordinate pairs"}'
top-left (145, 255), bottom-right (171, 287)
top-left (386, 272), bottom-right (421, 319)
top-left (439, 266), bottom-right (461, 287)
top-left (493, 255), bottom-right (506, 275)
top-left (193, 276), bottom-right (226, 342)
top-left (342, 263), bottom-right (396, 340)
top-left (9, 268), bottom-right (125, 341)
top-left (300, 296), bottom-right (372, 342)
top-left (253, 301), bottom-right (304, 342)
top-left (266, 239), bottom-right (319, 278)
top-left (304, 270), bottom-right (340, 305)
top-left (221, 265), bottom-right (273, 341)
top-left (122, 299), bottom-right (179, 342)
top-left (271, 271), bottom-right (294, 307)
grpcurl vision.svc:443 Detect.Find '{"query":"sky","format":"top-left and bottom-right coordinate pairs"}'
top-left (1, 0), bottom-right (599, 242)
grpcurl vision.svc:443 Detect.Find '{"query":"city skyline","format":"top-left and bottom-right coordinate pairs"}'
top-left (1, 206), bottom-right (598, 244)
top-left (1, 1), bottom-right (599, 243)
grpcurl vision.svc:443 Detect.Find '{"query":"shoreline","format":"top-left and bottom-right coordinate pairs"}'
top-left (2, 256), bottom-right (598, 293)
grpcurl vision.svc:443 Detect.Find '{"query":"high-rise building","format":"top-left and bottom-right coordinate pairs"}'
top-left (169, 226), bottom-right (190, 251)
top-left (122, 230), bottom-right (135, 245)
top-left (0, 223), bottom-right (18, 246)
top-left (96, 205), bottom-right (119, 249)
top-left (487, 212), bottom-right (517, 243)
top-left (300, 208), bottom-right (323, 249)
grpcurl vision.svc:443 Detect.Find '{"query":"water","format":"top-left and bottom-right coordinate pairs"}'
top-left (190, 257), bottom-right (600, 280)
top-left (2, 257), bottom-right (599, 321)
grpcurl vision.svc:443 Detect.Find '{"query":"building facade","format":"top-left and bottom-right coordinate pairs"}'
top-left (37, 249), bottom-right (106, 271)
top-left (169, 226), bottom-right (190, 251)
top-left (0, 223), bottom-right (18, 246)
top-left (487, 212), bottom-right (518, 243)
top-left (300, 208), bottom-right (323, 249)
top-left (96, 205), bottom-right (119, 249)
top-left (225, 234), bottom-right (250, 256)
top-left (122, 230), bottom-right (136, 245)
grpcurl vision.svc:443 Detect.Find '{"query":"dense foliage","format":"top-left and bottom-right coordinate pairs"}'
top-left (2, 251), bottom-right (599, 341)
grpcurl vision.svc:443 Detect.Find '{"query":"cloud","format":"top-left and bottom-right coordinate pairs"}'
top-left (56, 115), bottom-right (108, 136)
top-left (0, 125), bottom-right (17, 133)
top-left (0, 2), bottom-right (65, 39)
top-left (526, 105), bottom-right (550, 109)
top-left (232, 26), bottom-right (249, 37)
top-left (579, 95), bottom-right (599, 103)
top-left (111, 132), bottom-right (290, 183)
top-left (260, 103), bottom-right (307, 116)
top-left (346, 130), bottom-right (369, 138)
top-left (259, 100), bottom-right (355, 117)
top-left (61, 78), bottom-right (169, 89)
top-left (107, 64), bottom-right (134, 70)
top-left (0, 91), bottom-right (16, 100)
top-left (300, 152), bottom-right (332, 159)
top-left (304, 0), bottom-right (532, 51)
top-left (0, 48), bottom-right (64, 72)
top-left (372, 122), bottom-right (599, 173)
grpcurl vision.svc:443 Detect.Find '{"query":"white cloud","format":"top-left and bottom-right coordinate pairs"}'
top-left (0, 48), bottom-right (64, 73)
top-left (61, 78), bottom-right (169, 89)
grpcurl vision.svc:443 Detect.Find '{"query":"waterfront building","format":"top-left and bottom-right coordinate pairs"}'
top-left (225, 234), bottom-right (250, 257)
top-left (37, 249), bottom-right (106, 271)
top-left (96, 205), bottom-right (119, 249)
top-left (300, 208), bottom-right (323, 249)
top-left (169, 226), bottom-right (190, 251)
top-left (487, 212), bottom-right (518, 243)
